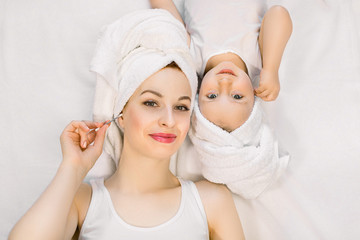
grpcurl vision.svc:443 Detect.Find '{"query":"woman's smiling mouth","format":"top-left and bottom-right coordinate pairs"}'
top-left (149, 133), bottom-right (177, 143)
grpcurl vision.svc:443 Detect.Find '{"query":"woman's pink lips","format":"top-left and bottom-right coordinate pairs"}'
top-left (217, 69), bottom-right (236, 76)
top-left (149, 133), bottom-right (177, 143)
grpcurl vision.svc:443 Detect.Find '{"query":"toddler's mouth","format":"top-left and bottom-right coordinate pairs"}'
top-left (217, 69), bottom-right (236, 76)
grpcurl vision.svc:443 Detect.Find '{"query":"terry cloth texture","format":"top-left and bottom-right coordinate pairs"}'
top-left (89, 9), bottom-right (197, 175)
top-left (189, 97), bottom-right (290, 199)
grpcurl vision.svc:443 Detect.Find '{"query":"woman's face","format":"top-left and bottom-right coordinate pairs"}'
top-left (199, 61), bottom-right (254, 132)
top-left (119, 67), bottom-right (192, 160)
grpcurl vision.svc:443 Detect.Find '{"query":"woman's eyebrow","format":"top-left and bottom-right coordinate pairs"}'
top-left (141, 90), bottom-right (162, 97)
top-left (179, 96), bottom-right (191, 101)
top-left (141, 90), bottom-right (191, 102)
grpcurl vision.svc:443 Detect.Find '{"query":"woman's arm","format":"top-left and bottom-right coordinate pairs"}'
top-left (9, 121), bottom-right (109, 240)
top-left (196, 181), bottom-right (245, 240)
top-left (149, 0), bottom-right (191, 46)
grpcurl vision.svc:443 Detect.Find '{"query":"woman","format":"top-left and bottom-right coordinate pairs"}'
top-left (9, 9), bottom-right (244, 240)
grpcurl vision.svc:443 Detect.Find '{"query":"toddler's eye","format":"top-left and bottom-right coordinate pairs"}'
top-left (144, 101), bottom-right (158, 107)
top-left (207, 93), bottom-right (218, 99)
top-left (232, 94), bottom-right (243, 100)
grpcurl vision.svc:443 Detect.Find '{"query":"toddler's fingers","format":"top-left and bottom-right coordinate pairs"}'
top-left (254, 85), bottom-right (265, 94)
top-left (256, 89), bottom-right (270, 98)
top-left (263, 91), bottom-right (279, 101)
top-left (266, 92), bottom-right (278, 101)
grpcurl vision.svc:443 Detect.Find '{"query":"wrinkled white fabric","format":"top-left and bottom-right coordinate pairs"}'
top-left (183, 0), bottom-right (265, 82)
top-left (79, 178), bottom-right (209, 240)
top-left (189, 97), bottom-right (289, 199)
top-left (88, 9), bottom-right (197, 178)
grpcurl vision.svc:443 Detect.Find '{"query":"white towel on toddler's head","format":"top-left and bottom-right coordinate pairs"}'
top-left (86, 9), bottom-right (197, 179)
top-left (189, 97), bottom-right (290, 199)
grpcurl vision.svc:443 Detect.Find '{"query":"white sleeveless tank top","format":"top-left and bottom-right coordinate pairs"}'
top-left (183, 0), bottom-right (266, 82)
top-left (79, 178), bottom-right (209, 240)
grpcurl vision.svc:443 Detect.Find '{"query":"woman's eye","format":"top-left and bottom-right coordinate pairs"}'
top-left (232, 94), bottom-right (243, 100)
top-left (176, 105), bottom-right (190, 111)
top-left (207, 93), bottom-right (218, 99)
top-left (143, 101), bottom-right (158, 107)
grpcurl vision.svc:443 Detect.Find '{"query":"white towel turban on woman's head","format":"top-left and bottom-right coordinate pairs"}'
top-left (88, 9), bottom-right (197, 177)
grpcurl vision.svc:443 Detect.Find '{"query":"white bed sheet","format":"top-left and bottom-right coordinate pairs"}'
top-left (1, 0), bottom-right (359, 239)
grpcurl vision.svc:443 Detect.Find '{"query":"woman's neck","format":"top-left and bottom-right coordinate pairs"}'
top-left (204, 52), bottom-right (248, 75)
top-left (106, 146), bottom-right (179, 194)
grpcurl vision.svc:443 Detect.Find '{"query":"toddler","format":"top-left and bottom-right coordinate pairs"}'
top-left (151, 0), bottom-right (292, 199)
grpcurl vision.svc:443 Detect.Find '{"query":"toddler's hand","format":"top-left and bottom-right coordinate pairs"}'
top-left (254, 69), bottom-right (280, 101)
top-left (60, 120), bottom-right (109, 175)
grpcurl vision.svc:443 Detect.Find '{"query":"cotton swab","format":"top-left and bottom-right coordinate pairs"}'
top-left (87, 114), bottom-right (122, 135)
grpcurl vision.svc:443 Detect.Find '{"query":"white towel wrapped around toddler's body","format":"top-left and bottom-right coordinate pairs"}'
top-left (189, 97), bottom-right (290, 199)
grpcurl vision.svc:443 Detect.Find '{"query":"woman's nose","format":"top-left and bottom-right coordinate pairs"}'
top-left (158, 107), bottom-right (175, 128)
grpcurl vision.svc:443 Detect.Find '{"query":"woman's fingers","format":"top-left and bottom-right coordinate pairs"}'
top-left (77, 122), bottom-right (91, 148)
top-left (93, 122), bottom-right (110, 149)
top-left (84, 121), bottom-right (108, 148)
top-left (83, 122), bottom-right (110, 162)
top-left (62, 120), bottom-right (106, 149)
top-left (59, 120), bottom-right (110, 174)
top-left (81, 120), bottom-right (102, 130)
top-left (80, 120), bottom-right (109, 148)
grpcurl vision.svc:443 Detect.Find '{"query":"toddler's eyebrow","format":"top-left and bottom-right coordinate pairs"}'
top-left (141, 90), bottom-right (191, 101)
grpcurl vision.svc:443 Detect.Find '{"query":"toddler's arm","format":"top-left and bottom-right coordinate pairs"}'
top-left (9, 121), bottom-right (109, 240)
top-left (255, 6), bottom-right (293, 101)
top-left (150, 0), bottom-right (191, 46)
top-left (150, 0), bottom-right (184, 25)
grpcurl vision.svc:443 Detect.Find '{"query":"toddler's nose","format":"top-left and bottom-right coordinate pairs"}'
top-left (218, 76), bottom-right (233, 85)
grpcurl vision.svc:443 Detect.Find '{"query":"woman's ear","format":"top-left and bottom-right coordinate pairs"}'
top-left (117, 113), bottom-right (125, 129)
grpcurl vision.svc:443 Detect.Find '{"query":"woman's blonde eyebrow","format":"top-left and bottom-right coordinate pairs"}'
top-left (141, 90), bottom-right (191, 101)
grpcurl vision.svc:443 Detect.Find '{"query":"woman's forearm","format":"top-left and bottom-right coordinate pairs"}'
top-left (9, 162), bottom-right (84, 240)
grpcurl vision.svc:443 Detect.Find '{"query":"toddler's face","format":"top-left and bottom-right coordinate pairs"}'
top-left (199, 61), bottom-right (254, 132)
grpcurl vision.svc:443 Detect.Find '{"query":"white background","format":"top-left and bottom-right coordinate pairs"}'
top-left (1, 0), bottom-right (359, 239)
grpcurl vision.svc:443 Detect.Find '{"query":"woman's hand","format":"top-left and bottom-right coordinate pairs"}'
top-left (254, 68), bottom-right (280, 101)
top-left (60, 120), bottom-right (109, 175)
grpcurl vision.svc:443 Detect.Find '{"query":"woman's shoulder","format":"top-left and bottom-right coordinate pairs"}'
top-left (194, 180), bottom-right (245, 239)
top-left (194, 180), bottom-right (233, 208)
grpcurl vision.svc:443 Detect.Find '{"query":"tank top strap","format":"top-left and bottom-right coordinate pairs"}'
top-left (81, 178), bottom-right (108, 229)
top-left (89, 178), bottom-right (106, 197)
top-left (178, 178), bottom-right (208, 229)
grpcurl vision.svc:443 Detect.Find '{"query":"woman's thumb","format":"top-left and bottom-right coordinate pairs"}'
top-left (92, 123), bottom-right (110, 152)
